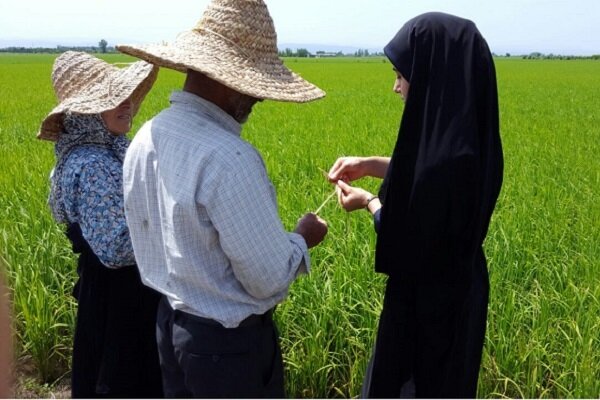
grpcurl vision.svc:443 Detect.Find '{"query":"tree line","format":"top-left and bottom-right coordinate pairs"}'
top-left (278, 48), bottom-right (385, 58)
top-left (521, 52), bottom-right (600, 60)
top-left (494, 52), bottom-right (600, 60)
top-left (0, 39), bottom-right (115, 54)
top-left (1, 42), bottom-right (597, 60)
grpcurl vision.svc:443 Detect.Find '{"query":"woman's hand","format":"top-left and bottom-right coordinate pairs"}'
top-left (335, 180), bottom-right (374, 212)
top-left (327, 157), bottom-right (368, 183)
top-left (327, 156), bottom-right (391, 182)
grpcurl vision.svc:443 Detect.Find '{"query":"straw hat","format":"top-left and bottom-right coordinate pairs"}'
top-left (38, 51), bottom-right (158, 141)
top-left (117, 0), bottom-right (325, 103)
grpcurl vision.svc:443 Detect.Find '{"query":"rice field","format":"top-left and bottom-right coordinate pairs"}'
top-left (0, 53), bottom-right (598, 398)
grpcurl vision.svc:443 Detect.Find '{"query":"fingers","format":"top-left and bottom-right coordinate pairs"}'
top-left (328, 157), bottom-right (355, 182)
top-left (333, 181), bottom-right (374, 212)
top-left (327, 156), bottom-right (366, 183)
top-left (296, 212), bottom-right (328, 248)
top-left (336, 182), bottom-right (344, 204)
top-left (327, 158), bottom-right (346, 182)
top-left (298, 212), bottom-right (327, 227)
top-left (335, 181), bottom-right (347, 204)
top-left (336, 179), bottom-right (352, 195)
top-left (315, 213), bottom-right (327, 226)
top-left (335, 180), bottom-right (354, 211)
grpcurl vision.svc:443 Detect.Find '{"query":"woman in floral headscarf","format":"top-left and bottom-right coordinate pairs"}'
top-left (39, 51), bottom-right (162, 398)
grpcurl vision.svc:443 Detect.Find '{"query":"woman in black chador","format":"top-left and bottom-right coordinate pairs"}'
top-left (328, 12), bottom-right (504, 398)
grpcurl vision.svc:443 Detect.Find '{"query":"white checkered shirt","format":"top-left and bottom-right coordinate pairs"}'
top-left (123, 91), bottom-right (310, 328)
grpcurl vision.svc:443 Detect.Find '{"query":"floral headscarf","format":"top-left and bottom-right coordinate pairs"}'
top-left (49, 113), bottom-right (130, 223)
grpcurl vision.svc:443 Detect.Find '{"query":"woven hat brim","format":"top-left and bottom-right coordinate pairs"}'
top-left (117, 30), bottom-right (326, 103)
top-left (37, 61), bottom-right (158, 141)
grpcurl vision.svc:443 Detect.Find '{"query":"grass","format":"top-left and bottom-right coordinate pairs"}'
top-left (0, 53), bottom-right (598, 397)
top-left (478, 59), bottom-right (600, 397)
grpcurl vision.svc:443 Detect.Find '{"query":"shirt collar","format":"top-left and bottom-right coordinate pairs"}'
top-left (169, 91), bottom-right (242, 137)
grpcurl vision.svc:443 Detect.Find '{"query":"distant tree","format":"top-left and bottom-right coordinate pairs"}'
top-left (284, 48), bottom-right (293, 57)
top-left (99, 39), bottom-right (108, 53)
top-left (353, 48), bottom-right (372, 57)
top-left (528, 52), bottom-right (543, 59)
top-left (505, 53), bottom-right (511, 57)
top-left (296, 48), bottom-right (309, 58)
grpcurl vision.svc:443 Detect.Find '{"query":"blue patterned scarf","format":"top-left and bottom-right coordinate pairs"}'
top-left (49, 113), bottom-right (130, 223)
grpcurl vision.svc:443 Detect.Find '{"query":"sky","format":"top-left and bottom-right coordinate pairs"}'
top-left (1, 0), bottom-right (599, 55)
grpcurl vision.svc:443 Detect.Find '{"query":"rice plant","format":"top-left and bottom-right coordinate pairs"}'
top-left (0, 54), bottom-right (598, 397)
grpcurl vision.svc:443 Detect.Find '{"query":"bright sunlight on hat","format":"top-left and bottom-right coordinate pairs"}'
top-left (37, 51), bottom-right (158, 141)
top-left (117, 0), bottom-right (325, 103)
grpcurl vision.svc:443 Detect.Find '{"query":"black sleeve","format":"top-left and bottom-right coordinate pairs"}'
top-left (373, 208), bottom-right (382, 234)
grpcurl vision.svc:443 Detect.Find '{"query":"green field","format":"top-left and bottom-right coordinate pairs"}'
top-left (0, 53), bottom-right (599, 398)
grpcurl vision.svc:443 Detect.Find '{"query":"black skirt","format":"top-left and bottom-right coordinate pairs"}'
top-left (67, 223), bottom-right (163, 398)
top-left (364, 249), bottom-right (489, 398)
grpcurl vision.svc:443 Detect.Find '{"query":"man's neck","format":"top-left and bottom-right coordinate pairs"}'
top-left (183, 71), bottom-right (235, 116)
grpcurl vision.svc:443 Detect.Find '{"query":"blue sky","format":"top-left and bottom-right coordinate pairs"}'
top-left (1, 0), bottom-right (599, 55)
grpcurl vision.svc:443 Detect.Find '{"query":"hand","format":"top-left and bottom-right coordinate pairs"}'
top-left (327, 157), bottom-right (368, 183)
top-left (336, 180), bottom-right (373, 212)
top-left (294, 213), bottom-right (328, 249)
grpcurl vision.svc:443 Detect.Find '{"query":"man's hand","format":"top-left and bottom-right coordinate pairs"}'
top-left (294, 213), bottom-right (328, 248)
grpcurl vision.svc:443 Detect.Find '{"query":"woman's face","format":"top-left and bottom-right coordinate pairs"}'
top-left (101, 99), bottom-right (133, 135)
top-left (393, 68), bottom-right (410, 101)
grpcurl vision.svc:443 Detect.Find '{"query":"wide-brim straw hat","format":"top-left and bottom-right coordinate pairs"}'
top-left (38, 51), bottom-right (158, 141)
top-left (117, 0), bottom-right (325, 103)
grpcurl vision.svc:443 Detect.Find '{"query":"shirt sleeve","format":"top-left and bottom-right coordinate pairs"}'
top-left (203, 147), bottom-right (309, 300)
top-left (63, 150), bottom-right (136, 268)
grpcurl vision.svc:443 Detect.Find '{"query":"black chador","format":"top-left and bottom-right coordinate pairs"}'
top-left (365, 12), bottom-right (504, 398)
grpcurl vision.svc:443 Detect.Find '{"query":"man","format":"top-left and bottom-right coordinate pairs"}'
top-left (117, 0), bottom-right (328, 397)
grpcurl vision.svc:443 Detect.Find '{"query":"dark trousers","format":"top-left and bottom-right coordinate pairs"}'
top-left (156, 297), bottom-right (285, 398)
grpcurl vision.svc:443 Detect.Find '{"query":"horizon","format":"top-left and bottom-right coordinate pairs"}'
top-left (1, 40), bottom-right (596, 58)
